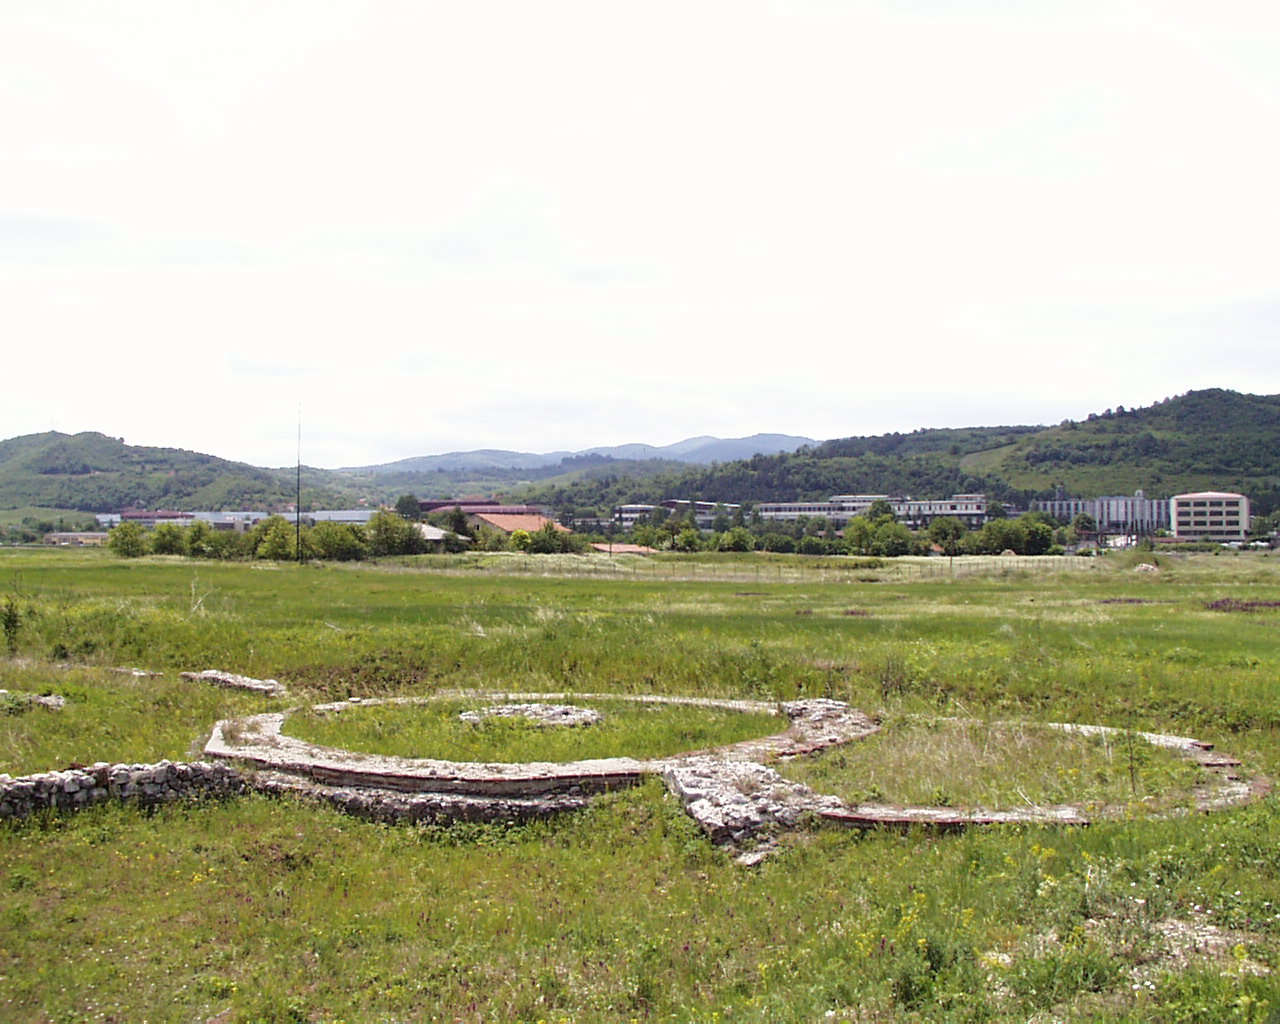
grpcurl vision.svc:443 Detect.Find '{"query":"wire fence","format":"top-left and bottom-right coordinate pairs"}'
top-left (422, 552), bottom-right (1106, 584)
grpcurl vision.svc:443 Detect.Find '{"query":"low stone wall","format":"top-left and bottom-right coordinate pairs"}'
top-left (252, 770), bottom-right (592, 825)
top-left (180, 670), bottom-right (286, 697)
top-left (0, 760), bottom-right (245, 818)
top-left (3, 699), bottom-right (1263, 868)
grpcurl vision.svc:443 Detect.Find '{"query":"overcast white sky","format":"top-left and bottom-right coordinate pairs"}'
top-left (3, 2), bottom-right (1278, 468)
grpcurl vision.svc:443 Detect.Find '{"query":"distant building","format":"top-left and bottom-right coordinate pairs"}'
top-left (614, 504), bottom-right (658, 529)
top-left (307, 510), bottom-right (376, 525)
top-left (1034, 490), bottom-right (1252, 542)
top-left (414, 523), bottom-right (468, 551)
top-left (467, 512), bottom-right (569, 536)
top-left (194, 512), bottom-right (266, 532)
top-left (419, 499), bottom-right (502, 514)
top-left (115, 510), bottom-right (196, 528)
top-left (1034, 491), bottom-right (1169, 535)
top-left (612, 500), bottom-right (741, 530)
top-left (755, 494), bottom-right (991, 529)
top-left (43, 532), bottom-right (109, 546)
top-left (1170, 492), bottom-right (1250, 542)
top-left (424, 503), bottom-right (545, 518)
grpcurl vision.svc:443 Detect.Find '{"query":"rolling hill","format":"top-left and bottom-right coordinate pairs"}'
top-left (0, 432), bottom-right (363, 513)
top-left (511, 391), bottom-right (1280, 518)
top-left (2, 391), bottom-right (1278, 518)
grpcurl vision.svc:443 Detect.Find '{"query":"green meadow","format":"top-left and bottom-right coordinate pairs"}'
top-left (2, 547), bottom-right (1280, 1022)
top-left (284, 698), bottom-right (781, 764)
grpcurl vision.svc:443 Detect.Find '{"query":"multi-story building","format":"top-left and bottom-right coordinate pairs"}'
top-left (1035, 490), bottom-right (1251, 542)
top-left (1170, 492), bottom-right (1250, 542)
top-left (1034, 491), bottom-right (1169, 536)
top-left (612, 500), bottom-right (742, 531)
top-left (755, 494), bottom-right (991, 528)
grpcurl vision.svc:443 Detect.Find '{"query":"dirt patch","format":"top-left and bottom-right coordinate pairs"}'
top-left (1205, 599), bottom-right (1280, 613)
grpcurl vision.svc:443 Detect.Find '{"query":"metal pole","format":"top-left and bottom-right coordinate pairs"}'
top-left (296, 406), bottom-right (303, 563)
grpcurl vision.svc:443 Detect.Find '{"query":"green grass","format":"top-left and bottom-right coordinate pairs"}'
top-left (779, 715), bottom-right (1204, 811)
top-left (0, 663), bottom-right (276, 776)
top-left (0, 506), bottom-right (97, 527)
top-left (3, 547), bottom-right (1280, 1021)
top-left (284, 697), bottom-right (783, 762)
top-left (4, 790), bottom-right (1280, 1023)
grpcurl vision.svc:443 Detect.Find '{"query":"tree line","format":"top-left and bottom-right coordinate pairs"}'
top-left (621, 501), bottom-right (1067, 557)
top-left (106, 507), bottom-right (590, 561)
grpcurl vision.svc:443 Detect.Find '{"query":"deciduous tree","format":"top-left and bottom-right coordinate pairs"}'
top-left (394, 494), bottom-right (422, 521)
top-left (107, 521), bottom-right (148, 558)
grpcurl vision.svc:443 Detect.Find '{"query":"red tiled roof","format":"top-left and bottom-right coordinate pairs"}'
top-left (444, 505), bottom-right (542, 515)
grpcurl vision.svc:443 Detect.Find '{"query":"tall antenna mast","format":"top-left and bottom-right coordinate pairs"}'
top-left (296, 405), bottom-right (303, 563)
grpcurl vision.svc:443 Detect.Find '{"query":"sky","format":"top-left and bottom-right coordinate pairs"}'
top-left (3, 2), bottom-right (1279, 469)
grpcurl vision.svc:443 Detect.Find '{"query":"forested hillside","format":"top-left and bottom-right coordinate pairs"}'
top-left (517, 424), bottom-right (1045, 515)
top-left (961, 390), bottom-right (1280, 511)
top-left (518, 452), bottom-right (1028, 516)
top-left (4, 391), bottom-right (1279, 517)
top-left (515, 391), bottom-right (1280, 518)
top-left (0, 433), bottom-right (360, 512)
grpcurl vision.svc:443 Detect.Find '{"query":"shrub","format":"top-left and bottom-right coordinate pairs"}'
top-left (310, 521), bottom-right (368, 561)
top-left (107, 521), bottom-right (148, 558)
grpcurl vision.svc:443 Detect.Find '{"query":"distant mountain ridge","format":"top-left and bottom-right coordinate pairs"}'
top-left (342, 433), bottom-right (818, 474)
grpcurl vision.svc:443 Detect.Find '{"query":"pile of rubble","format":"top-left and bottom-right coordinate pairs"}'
top-left (0, 689), bottom-right (66, 711)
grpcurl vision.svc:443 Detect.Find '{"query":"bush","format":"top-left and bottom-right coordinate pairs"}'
top-left (716, 526), bottom-right (755, 552)
top-left (310, 521), bottom-right (368, 561)
top-left (206, 529), bottom-right (252, 560)
top-left (367, 510), bottom-right (424, 557)
top-left (149, 523), bottom-right (186, 555)
top-left (107, 522), bottom-right (148, 558)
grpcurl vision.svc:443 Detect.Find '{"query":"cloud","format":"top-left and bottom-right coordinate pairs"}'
top-left (1, 1), bottom-right (1278, 466)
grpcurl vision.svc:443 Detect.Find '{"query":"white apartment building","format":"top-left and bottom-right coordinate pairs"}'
top-left (755, 494), bottom-right (990, 528)
top-left (613, 500), bottom-right (742, 530)
top-left (1170, 492), bottom-right (1250, 542)
top-left (1034, 491), bottom-right (1169, 535)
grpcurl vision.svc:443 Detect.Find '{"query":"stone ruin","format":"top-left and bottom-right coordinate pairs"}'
top-left (180, 669), bottom-right (287, 697)
top-left (0, 760), bottom-right (244, 818)
top-left (0, 692), bottom-right (1263, 864)
top-left (0, 689), bottom-right (67, 711)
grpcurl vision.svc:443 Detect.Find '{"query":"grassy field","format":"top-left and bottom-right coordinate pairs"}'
top-left (284, 697), bottom-right (783, 763)
top-left (779, 715), bottom-right (1206, 813)
top-left (2, 547), bottom-right (1280, 1022)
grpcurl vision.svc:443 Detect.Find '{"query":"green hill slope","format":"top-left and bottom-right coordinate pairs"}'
top-left (514, 391), bottom-right (1280, 517)
top-left (517, 426), bottom-right (1042, 514)
top-left (5, 390), bottom-right (1278, 518)
top-left (0, 432), bottom-right (361, 512)
top-left (964, 390), bottom-right (1280, 504)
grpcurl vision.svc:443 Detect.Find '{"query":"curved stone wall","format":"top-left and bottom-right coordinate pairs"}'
top-left (1, 695), bottom-right (1263, 867)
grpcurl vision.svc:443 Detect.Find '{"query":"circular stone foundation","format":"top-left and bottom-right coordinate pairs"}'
top-left (201, 695), bottom-right (1260, 860)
